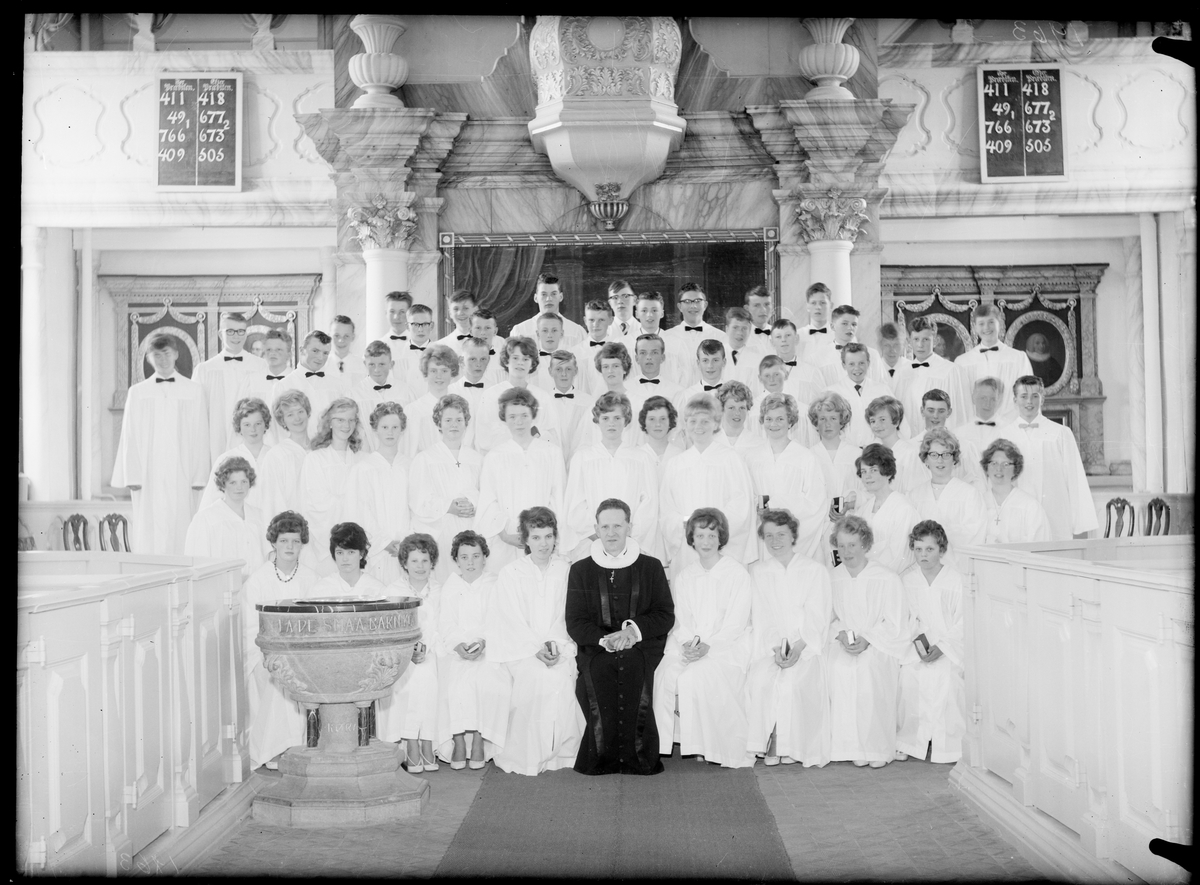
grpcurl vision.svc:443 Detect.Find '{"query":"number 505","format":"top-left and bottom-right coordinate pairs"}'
top-left (198, 148), bottom-right (225, 162)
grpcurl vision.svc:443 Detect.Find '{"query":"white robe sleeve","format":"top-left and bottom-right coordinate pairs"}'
top-left (796, 561), bottom-right (833, 661)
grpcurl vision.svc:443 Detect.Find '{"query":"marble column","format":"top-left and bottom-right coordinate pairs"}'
top-left (1138, 213), bottom-right (1165, 493)
top-left (1123, 236), bottom-right (1147, 491)
top-left (1157, 210), bottom-right (1195, 492)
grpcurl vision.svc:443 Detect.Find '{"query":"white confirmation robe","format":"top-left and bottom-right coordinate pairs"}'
top-left (199, 441), bottom-right (272, 512)
top-left (112, 372), bottom-right (209, 555)
top-left (298, 446), bottom-right (365, 573)
top-left (408, 442), bottom-right (482, 582)
top-left (850, 490), bottom-right (922, 575)
top-left (827, 561), bottom-right (908, 764)
top-left (564, 443), bottom-right (660, 559)
top-left (255, 438), bottom-right (307, 524)
top-left (997, 417), bottom-right (1099, 540)
top-left (907, 478), bottom-right (988, 573)
top-left (376, 575), bottom-right (441, 743)
top-left (434, 572), bottom-right (513, 762)
top-left (653, 556), bottom-right (755, 769)
top-left (983, 486), bottom-right (1052, 544)
top-left (183, 500), bottom-right (268, 577)
top-left (659, 436), bottom-right (757, 575)
top-left (476, 438), bottom-right (566, 573)
top-left (344, 451), bottom-right (412, 585)
top-left (192, 350), bottom-right (267, 462)
top-left (897, 565), bottom-right (965, 763)
top-left (743, 440), bottom-right (828, 563)
top-left (487, 556), bottom-right (584, 776)
top-left (745, 552), bottom-right (833, 767)
top-left (241, 559), bottom-right (321, 766)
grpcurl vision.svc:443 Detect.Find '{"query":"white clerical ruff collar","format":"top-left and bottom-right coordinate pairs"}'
top-left (590, 538), bottom-right (640, 569)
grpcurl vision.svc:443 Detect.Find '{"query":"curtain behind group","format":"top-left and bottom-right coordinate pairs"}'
top-left (455, 245), bottom-right (547, 336)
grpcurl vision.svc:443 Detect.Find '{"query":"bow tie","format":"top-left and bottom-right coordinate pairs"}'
top-left (223, 355), bottom-right (243, 362)
top-left (463, 381), bottom-right (484, 389)
top-left (887, 368), bottom-right (896, 377)
top-left (155, 376), bottom-right (175, 383)
top-left (305, 371), bottom-right (325, 378)
top-left (389, 334), bottom-right (407, 341)
top-left (834, 343), bottom-right (846, 350)
top-left (457, 333), bottom-right (470, 340)
top-left (540, 351), bottom-right (553, 358)
top-left (266, 374), bottom-right (285, 381)
top-left (337, 361), bottom-right (345, 372)
top-left (684, 325), bottom-right (704, 332)
top-left (912, 361), bottom-right (930, 368)
top-left (703, 383), bottom-right (721, 391)
top-left (639, 377), bottom-right (660, 384)
top-left (980, 345), bottom-right (1000, 353)
top-left (409, 344), bottom-right (425, 351)
top-left (783, 359), bottom-right (797, 367)
top-left (808, 327), bottom-right (827, 335)
top-left (589, 340), bottom-right (604, 346)
top-left (976, 420), bottom-right (996, 426)
top-left (373, 384), bottom-right (391, 391)
top-left (1020, 422), bottom-right (1039, 429)
top-left (554, 392), bottom-right (574, 399)
top-left (754, 327), bottom-right (771, 335)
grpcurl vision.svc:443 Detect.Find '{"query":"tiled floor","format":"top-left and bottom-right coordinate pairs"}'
top-left (189, 757), bottom-right (1044, 880)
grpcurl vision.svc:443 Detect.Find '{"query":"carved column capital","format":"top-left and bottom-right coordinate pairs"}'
top-left (346, 194), bottom-right (418, 251)
top-left (795, 189), bottom-right (870, 243)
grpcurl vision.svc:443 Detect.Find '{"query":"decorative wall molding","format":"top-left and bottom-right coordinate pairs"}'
top-left (878, 73), bottom-right (931, 156)
top-left (346, 194), bottom-right (418, 250)
top-left (796, 189), bottom-right (870, 243)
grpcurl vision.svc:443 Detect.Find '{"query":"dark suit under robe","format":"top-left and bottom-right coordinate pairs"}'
top-left (566, 553), bottom-right (675, 775)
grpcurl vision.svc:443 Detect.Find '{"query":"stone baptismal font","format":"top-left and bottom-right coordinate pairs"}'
top-left (252, 596), bottom-right (428, 826)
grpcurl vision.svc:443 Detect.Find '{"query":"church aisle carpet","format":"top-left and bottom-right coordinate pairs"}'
top-left (434, 750), bottom-right (795, 880)
top-left (756, 759), bottom-right (1043, 881)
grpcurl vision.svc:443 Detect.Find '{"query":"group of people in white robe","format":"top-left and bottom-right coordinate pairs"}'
top-left (112, 278), bottom-right (1100, 774)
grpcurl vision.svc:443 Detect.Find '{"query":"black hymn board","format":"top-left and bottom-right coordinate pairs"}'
top-left (977, 65), bottom-right (1067, 183)
top-left (157, 72), bottom-right (243, 191)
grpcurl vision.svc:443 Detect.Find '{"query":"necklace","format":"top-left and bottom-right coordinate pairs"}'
top-left (274, 560), bottom-right (299, 583)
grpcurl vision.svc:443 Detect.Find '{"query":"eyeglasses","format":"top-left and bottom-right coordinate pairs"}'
top-left (224, 328), bottom-right (248, 336)
top-left (678, 299), bottom-right (705, 306)
top-left (925, 451), bottom-right (955, 462)
top-left (409, 321), bottom-right (433, 329)
top-left (988, 460), bottom-right (1015, 469)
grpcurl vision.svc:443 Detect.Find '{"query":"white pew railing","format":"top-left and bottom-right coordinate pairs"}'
top-left (953, 535), bottom-right (1193, 883)
top-left (17, 552), bottom-right (248, 876)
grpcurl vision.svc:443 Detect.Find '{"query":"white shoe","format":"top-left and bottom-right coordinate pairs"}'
top-left (852, 759), bottom-right (869, 767)
top-left (868, 760), bottom-right (888, 769)
top-left (764, 755), bottom-right (781, 766)
top-left (894, 751), bottom-right (909, 762)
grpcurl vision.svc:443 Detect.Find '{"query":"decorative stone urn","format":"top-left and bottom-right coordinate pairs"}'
top-left (251, 596), bottom-right (427, 827)
top-left (796, 18), bottom-right (860, 100)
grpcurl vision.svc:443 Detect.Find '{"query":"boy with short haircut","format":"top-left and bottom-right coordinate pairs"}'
top-left (877, 322), bottom-right (910, 392)
top-left (112, 335), bottom-right (210, 555)
top-left (329, 315), bottom-right (365, 380)
top-left (798, 282), bottom-right (833, 364)
top-left (384, 291), bottom-right (413, 353)
top-left (827, 343), bottom-right (892, 447)
top-left (955, 304), bottom-right (1033, 427)
top-left (895, 316), bottom-right (969, 437)
top-left (353, 340), bottom-right (413, 451)
top-left (571, 299), bottom-right (616, 394)
top-left (816, 305), bottom-right (885, 386)
top-left (281, 330), bottom-right (350, 436)
top-left (674, 338), bottom-right (730, 417)
top-left (193, 311), bottom-right (268, 462)
top-left (746, 354), bottom-right (817, 446)
top-left (955, 377), bottom-right (1005, 452)
top-left (893, 390), bottom-right (982, 492)
top-left (436, 289), bottom-right (479, 353)
top-left (996, 375), bottom-right (1098, 540)
top-left (474, 336), bottom-right (563, 456)
top-left (237, 328), bottom-right (294, 444)
top-left (744, 284), bottom-right (776, 341)
top-left (606, 280), bottom-right (637, 340)
top-left (631, 334), bottom-right (683, 404)
top-left (765, 319), bottom-right (822, 402)
top-left (508, 273), bottom-right (586, 346)
top-left (448, 336), bottom-right (500, 416)
top-left (544, 350), bottom-right (589, 464)
top-left (659, 282), bottom-right (728, 387)
top-left (623, 291), bottom-right (685, 386)
top-left (396, 304), bottom-right (437, 393)
top-left (468, 307), bottom-right (506, 357)
top-left (532, 312), bottom-right (567, 392)
top-left (724, 306), bottom-right (764, 387)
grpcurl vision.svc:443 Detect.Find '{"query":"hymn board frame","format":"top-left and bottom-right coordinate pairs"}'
top-left (977, 64), bottom-right (1068, 184)
top-left (155, 72), bottom-right (244, 192)
top-left (438, 228), bottom-right (780, 337)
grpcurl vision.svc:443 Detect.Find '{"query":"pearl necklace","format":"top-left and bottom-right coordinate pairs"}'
top-left (274, 560), bottom-right (300, 584)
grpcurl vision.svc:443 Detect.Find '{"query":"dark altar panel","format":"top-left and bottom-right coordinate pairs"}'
top-left (442, 230), bottom-right (779, 338)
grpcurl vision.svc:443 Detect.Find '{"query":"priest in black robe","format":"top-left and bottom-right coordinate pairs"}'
top-left (566, 497), bottom-right (675, 775)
